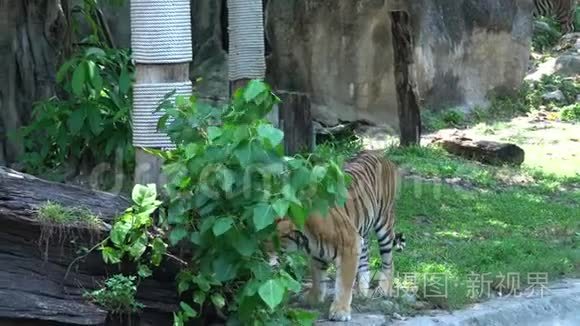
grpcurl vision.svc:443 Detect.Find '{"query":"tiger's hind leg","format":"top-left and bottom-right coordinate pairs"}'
top-left (375, 208), bottom-right (395, 297)
top-left (356, 236), bottom-right (371, 297)
top-left (329, 235), bottom-right (361, 321)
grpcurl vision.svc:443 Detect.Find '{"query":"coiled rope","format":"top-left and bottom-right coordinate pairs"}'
top-left (130, 0), bottom-right (192, 149)
top-left (227, 0), bottom-right (266, 81)
top-left (130, 0), bottom-right (192, 63)
top-left (132, 82), bottom-right (192, 149)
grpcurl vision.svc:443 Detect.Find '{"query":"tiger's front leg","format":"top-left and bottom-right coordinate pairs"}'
top-left (305, 259), bottom-right (328, 305)
top-left (328, 239), bottom-right (360, 321)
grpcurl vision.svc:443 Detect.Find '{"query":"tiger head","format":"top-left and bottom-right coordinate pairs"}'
top-left (265, 218), bottom-right (308, 266)
top-left (275, 218), bottom-right (309, 252)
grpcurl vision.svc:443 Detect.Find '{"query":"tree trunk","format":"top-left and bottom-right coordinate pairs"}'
top-left (0, 0), bottom-right (68, 166)
top-left (433, 133), bottom-right (526, 166)
top-left (278, 91), bottom-right (313, 155)
top-left (390, 11), bottom-right (421, 147)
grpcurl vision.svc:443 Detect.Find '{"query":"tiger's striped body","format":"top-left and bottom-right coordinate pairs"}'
top-left (276, 150), bottom-right (399, 321)
top-left (533, 0), bottom-right (577, 33)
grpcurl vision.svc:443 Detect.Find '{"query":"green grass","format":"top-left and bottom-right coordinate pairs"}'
top-left (386, 145), bottom-right (580, 205)
top-left (37, 201), bottom-right (101, 227)
top-left (355, 145), bottom-right (580, 310)
top-left (379, 180), bottom-right (580, 309)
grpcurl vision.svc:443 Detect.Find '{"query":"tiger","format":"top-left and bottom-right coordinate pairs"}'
top-left (533, 0), bottom-right (577, 34)
top-left (274, 150), bottom-right (399, 321)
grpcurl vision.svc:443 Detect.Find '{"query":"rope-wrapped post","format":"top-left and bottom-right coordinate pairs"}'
top-left (227, 0), bottom-right (278, 126)
top-left (227, 0), bottom-right (265, 91)
top-left (130, 0), bottom-right (192, 186)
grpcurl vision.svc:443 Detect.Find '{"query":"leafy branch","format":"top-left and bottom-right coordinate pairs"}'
top-left (101, 80), bottom-right (349, 325)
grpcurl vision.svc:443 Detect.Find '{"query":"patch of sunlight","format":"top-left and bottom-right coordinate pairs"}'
top-left (435, 230), bottom-right (473, 239)
top-left (360, 132), bottom-right (399, 150)
top-left (415, 262), bottom-right (460, 276)
top-left (487, 219), bottom-right (509, 229)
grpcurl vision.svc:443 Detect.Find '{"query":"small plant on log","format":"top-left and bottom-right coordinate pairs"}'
top-left (100, 80), bottom-right (350, 325)
top-left (37, 201), bottom-right (101, 227)
top-left (84, 274), bottom-right (144, 315)
top-left (37, 201), bottom-right (102, 261)
top-left (100, 183), bottom-right (167, 279)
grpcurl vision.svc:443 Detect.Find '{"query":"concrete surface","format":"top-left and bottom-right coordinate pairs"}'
top-left (317, 279), bottom-right (580, 326)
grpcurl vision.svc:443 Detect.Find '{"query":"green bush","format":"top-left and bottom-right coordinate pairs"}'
top-left (422, 108), bottom-right (468, 131)
top-left (532, 17), bottom-right (562, 52)
top-left (18, 47), bottom-right (134, 177)
top-left (561, 103), bottom-right (580, 122)
top-left (314, 133), bottom-right (363, 161)
top-left (84, 274), bottom-right (144, 314)
top-left (16, 0), bottom-right (134, 180)
top-left (100, 80), bottom-right (350, 325)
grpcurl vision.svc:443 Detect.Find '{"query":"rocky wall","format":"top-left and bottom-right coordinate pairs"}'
top-left (266, 0), bottom-right (534, 127)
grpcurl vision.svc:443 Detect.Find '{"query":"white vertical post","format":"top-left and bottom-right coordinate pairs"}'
top-left (130, 0), bottom-right (193, 186)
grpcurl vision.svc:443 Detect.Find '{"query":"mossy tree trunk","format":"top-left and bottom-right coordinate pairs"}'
top-left (0, 0), bottom-right (68, 166)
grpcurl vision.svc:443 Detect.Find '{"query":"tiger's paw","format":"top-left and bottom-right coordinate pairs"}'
top-left (356, 273), bottom-right (371, 298)
top-left (305, 288), bottom-right (325, 305)
top-left (356, 286), bottom-right (370, 298)
top-left (328, 301), bottom-right (351, 321)
top-left (377, 279), bottom-right (394, 297)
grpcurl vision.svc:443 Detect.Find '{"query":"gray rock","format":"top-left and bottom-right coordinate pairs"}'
top-left (542, 89), bottom-right (566, 102)
top-left (400, 293), bottom-right (417, 305)
top-left (555, 55), bottom-right (580, 77)
top-left (317, 313), bottom-right (387, 326)
top-left (393, 279), bottom-right (580, 326)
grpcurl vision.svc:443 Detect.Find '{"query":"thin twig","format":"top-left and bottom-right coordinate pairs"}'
top-left (95, 7), bottom-right (116, 48)
top-left (164, 252), bottom-right (189, 267)
top-left (64, 237), bottom-right (109, 281)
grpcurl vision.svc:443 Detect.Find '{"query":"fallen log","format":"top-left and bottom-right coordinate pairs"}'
top-left (0, 167), bottom-right (178, 325)
top-left (433, 133), bottom-right (525, 166)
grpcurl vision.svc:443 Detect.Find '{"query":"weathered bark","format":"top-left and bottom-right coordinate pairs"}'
top-left (278, 91), bottom-right (313, 155)
top-left (0, 167), bottom-right (178, 325)
top-left (390, 11), bottom-right (421, 147)
top-left (434, 135), bottom-right (525, 166)
top-left (0, 0), bottom-right (68, 166)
